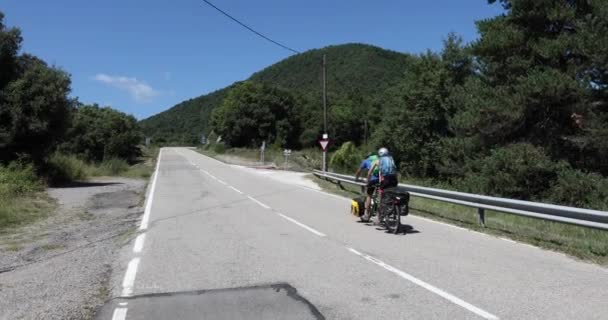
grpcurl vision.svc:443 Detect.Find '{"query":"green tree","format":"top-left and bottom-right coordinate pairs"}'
top-left (454, 143), bottom-right (561, 200)
top-left (330, 141), bottom-right (362, 172)
top-left (373, 35), bottom-right (472, 178)
top-left (210, 81), bottom-right (301, 148)
top-left (0, 53), bottom-right (72, 165)
top-left (0, 12), bottom-right (22, 91)
top-left (448, 0), bottom-right (607, 172)
top-left (59, 104), bottom-right (141, 162)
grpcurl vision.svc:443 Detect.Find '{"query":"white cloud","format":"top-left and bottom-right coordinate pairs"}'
top-left (93, 73), bottom-right (159, 103)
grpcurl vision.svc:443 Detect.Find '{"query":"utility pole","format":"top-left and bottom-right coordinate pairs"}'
top-left (323, 54), bottom-right (327, 134)
top-left (364, 120), bottom-right (368, 151)
top-left (322, 54), bottom-right (328, 172)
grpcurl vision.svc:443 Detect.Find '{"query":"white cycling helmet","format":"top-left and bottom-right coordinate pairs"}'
top-left (378, 147), bottom-right (389, 156)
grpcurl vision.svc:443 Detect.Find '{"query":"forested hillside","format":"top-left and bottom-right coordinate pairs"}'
top-left (139, 43), bottom-right (412, 144)
top-left (139, 87), bottom-right (230, 145)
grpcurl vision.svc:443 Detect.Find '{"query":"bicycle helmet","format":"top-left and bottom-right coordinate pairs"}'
top-left (378, 147), bottom-right (389, 156)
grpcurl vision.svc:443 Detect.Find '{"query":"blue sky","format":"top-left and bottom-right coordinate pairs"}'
top-left (2, 1), bottom-right (504, 119)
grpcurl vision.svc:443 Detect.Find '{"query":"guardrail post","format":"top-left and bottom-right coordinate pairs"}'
top-left (478, 208), bottom-right (486, 227)
top-left (337, 181), bottom-right (345, 190)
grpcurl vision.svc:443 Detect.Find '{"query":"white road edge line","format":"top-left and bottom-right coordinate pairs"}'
top-left (410, 215), bottom-right (470, 232)
top-left (277, 213), bottom-right (326, 237)
top-left (133, 233), bottom-right (146, 253)
top-left (346, 248), bottom-right (498, 320)
top-left (217, 179), bottom-right (228, 185)
top-left (247, 196), bottom-right (271, 209)
top-left (140, 149), bottom-right (162, 231)
top-left (121, 257), bottom-right (140, 297)
top-left (229, 186), bottom-right (244, 194)
top-left (111, 307), bottom-right (128, 320)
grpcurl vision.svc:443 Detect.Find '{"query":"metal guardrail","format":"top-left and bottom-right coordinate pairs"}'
top-left (313, 170), bottom-right (608, 231)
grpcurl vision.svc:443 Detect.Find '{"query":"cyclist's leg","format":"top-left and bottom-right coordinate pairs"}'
top-left (376, 186), bottom-right (384, 225)
top-left (365, 185), bottom-right (373, 212)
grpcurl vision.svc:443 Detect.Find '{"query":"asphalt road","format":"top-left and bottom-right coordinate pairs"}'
top-left (98, 147), bottom-right (608, 320)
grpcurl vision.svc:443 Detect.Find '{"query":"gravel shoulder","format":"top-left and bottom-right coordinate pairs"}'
top-left (0, 177), bottom-right (146, 320)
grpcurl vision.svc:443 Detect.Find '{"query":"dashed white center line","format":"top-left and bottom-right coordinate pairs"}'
top-left (133, 233), bottom-right (146, 253)
top-left (205, 172), bottom-right (218, 180)
top-left (229, 186), bottom-right (244, 194)
top-left (346, 248), bottom-right (499, 320)
top-left (277, 213), bottom-right (326, 237)
top-left (247, 195), bottom-right (271, 209)
top-left (111, 307), bottom-right (128, 320)
top-left (121, 257), bottom-right (140, 297)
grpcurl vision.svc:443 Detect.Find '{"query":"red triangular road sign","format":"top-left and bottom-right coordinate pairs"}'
top-left (319, 139), bottom-right (329, 151)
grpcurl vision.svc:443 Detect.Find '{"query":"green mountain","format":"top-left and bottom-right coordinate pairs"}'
top-left (139, 43), bottom-right (411, 144)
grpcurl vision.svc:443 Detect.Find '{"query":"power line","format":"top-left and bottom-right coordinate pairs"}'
top-left (201, 0), bottom-right (301, 54)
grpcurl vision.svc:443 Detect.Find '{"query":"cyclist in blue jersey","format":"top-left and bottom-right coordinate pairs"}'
top-left (355, 152), bottom-right (379, 221)
top-left (367, 147), bottom-right (398, 225)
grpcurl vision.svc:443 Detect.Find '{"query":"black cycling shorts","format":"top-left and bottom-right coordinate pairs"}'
top-left (366, 180), bottom-right (378, 196)
top-left (379, 175), bottom-right (398, 190)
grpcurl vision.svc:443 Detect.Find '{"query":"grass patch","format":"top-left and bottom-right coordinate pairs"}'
top-left (0, 163), bottom-right (53, 231)
top-left (120, 162), bottom-right (154, 179)
top-left (48, 153), bottom-right (89, 182)
top-left (0, 163), bottom-right (44, 195)
top-left (48, 147), bottom-right (159, 182)
top-left (3, 241), bottom-right (23, 252)
top-left (310, 175), bottom-right (608, 266)
top-left (0, 193), bottom-right (56, 232)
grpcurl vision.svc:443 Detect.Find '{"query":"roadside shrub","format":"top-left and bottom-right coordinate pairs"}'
top-left (455, 143), bottom-right (559, 200)
top-left (213, 143), bottom-right (226, 154)
top-left (58, 104), bottom-right (142, 162)
top-left (544, 168), bottom-right (608, 210)
top-left (0, 162), bottom-right (44, 196)
top-left (99, 158), bottom-right (129, 176)
top-left (291, 148), bottom-right (323, 171)
top-left (330, 142), bottom-right (362, 173)
top-left (47, 153), bottom-right (88, 183)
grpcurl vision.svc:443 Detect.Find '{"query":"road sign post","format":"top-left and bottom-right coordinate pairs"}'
top-left (283, 149), bottom-right (291, 170)
top-left (319, 134), bottom-right (330, 172)
top-left (322, 152), bottom-right (326, 173)
top-left (260, 141), bottom-right (266, 164)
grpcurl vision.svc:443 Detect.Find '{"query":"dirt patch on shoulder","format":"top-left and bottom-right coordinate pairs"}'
top-left (0, 177), bottom-right (146, 320)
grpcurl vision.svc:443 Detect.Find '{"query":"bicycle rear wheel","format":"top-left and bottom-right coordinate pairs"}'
top-left (385, 204), bottom-right (401, 234)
